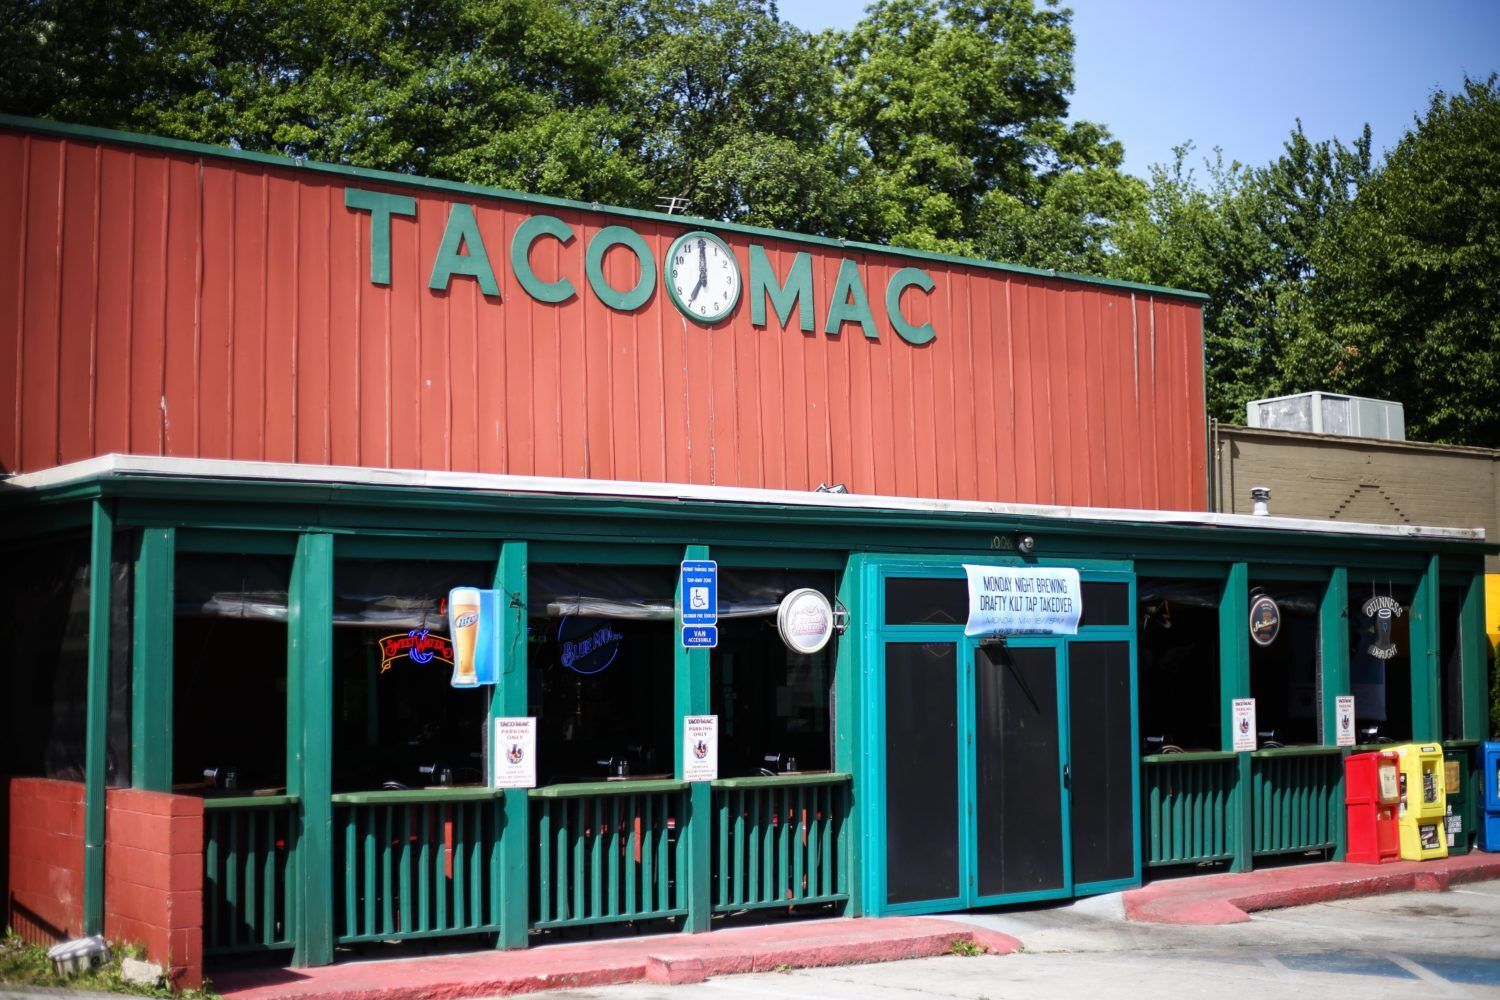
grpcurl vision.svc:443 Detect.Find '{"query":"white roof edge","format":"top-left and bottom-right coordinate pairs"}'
top-left (2, 454), bottom-right (1486, 543)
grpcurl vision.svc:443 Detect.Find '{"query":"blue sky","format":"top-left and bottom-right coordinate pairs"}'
top-left (781, 0), bottom-right (1500, 178)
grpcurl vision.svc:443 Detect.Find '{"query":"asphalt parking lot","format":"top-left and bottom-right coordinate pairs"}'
top-left (535, 879), bottom-right (1500, 1000)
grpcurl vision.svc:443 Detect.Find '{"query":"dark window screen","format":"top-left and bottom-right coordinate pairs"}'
top-left (975, 645), bottom-right (1064, 897)
top-left (884, 642), bottom-right (959, 904)
top-left (1078, 583), bottom-right (1130, 628)
top-left (884, 578), bottom-right (967, 625)
top-left (1068, 642), bottom-right (1134, 885)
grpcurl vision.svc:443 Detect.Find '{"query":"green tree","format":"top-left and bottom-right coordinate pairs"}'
top-left (1300, 76), bottom-right (1500, 447)
top-left (577, 0), bottom-right (854, 232)
top-left (1111, 125), bottom-right (1372, 422)
top-left (827, 0), bottom-right (1132, 254)
top-left (1, 0), bottom-right (649, 205)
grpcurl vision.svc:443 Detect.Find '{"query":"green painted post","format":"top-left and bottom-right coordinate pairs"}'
top-left (1459, 571), bottom-right (1488, 740)
top-left (834, 554), bottom-right (864, 916)
top-left (1320, 568), bottom-right (1350, 860)
top-left (1218, 562), bottom-right (1252, 872)
top-left (132, 527), bottom-right (175, 791)
top-left (493, 541), bottom-right (529, 949)
top-left (82, 500), bottom-right (114, 936)
top-left (676, 545), bottom-right (712, 933)
top-left (290, 533), bottom-right (335, 967)
top-left (1411, 556), bottom-right (1441, 742)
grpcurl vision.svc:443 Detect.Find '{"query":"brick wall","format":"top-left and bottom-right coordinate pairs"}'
top-left (6, 778), bottom-right (86, 945)
top-left (6, 779), bottom-right (205, 990)
top-left (104, 788), bottom-right (205, 990)
top-left (1212, 424), bottom-right (1499, 573)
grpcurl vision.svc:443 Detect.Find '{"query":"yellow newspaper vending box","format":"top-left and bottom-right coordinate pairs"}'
top-left (1395, 743), bottom-right (1448, 861)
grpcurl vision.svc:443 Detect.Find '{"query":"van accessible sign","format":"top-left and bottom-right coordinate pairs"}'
top-left (963, 565), bottom-right (1081, 637)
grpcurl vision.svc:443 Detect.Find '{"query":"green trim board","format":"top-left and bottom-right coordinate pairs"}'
top-left (203, 795), bottom-right (300, 810)
top-left (528, 779), bottom-right (688, 798)
top-left (82, 500), bottom-right (114, 936)
top-left (674, 544), bottom-right (713, 933)
top-left (710, 773), bottom-right (852, 789)
top-left (494, 541), bottom-right (529, 950)
top-left (0, 114), bottom-right (1210, 305)
top-left (289, 533), bottom-right (335, 968)
top-left (834, 554), bottom-right (865, 917)
top-left (131, 526), bottom-right (174, 791)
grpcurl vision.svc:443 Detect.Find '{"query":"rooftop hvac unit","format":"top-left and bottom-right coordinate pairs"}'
top-left (1245, 391), bottom-right (1405, 441)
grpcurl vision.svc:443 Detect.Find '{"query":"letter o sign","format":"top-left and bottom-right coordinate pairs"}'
top-left (586, 226), bottom-right (656, 312)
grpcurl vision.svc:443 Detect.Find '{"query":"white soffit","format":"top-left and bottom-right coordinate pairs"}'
top-left (3, 454), bottom-right (1484, 543)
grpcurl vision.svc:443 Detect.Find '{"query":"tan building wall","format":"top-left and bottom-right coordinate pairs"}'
top-left (1211, 423), bottom-right (1499, 572)
top-left (1211, 423), bottom-right (1500, 659)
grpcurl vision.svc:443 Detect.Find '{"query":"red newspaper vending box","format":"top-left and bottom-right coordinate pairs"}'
top-left (1346, 750), bottom-right (1401, 864)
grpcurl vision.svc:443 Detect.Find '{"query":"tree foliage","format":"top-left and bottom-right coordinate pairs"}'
top-left (1108, 127), bottom-right (1374, 423)
top-left (1300, 76), bottom-right (1500, 446)
top-left (1, 0), bottom-right (1126, 257)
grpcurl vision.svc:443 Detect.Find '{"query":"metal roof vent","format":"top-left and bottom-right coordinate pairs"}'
top-left (1245, 391), bottom-right (1405, 441)
top-left (1250, 486), bottom-right (1271, 516)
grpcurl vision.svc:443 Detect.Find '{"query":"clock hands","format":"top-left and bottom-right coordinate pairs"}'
top-left (688, 237), bottom-right (708, 304)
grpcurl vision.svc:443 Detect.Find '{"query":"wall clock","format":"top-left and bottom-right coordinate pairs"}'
top-left (666, 230), bottom-right (741, 323)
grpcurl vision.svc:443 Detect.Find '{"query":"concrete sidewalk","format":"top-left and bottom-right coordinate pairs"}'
top-left (214, 853), bottom-right (1500, 1000)
top-left (1123, 850), bottom-right (1500, 924)
top-left (215, 917), bottom-right (1021, 1000)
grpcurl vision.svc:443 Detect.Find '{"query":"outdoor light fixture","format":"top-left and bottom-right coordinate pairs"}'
top-left (1015, 533), bottom-right (1036, 554)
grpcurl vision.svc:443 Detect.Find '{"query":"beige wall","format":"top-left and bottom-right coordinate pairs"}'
top-left (1210, 424), bottom-right (1500, 575)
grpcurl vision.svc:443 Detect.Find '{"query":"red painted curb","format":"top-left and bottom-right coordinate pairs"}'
top-left (1124, 852), bottom-right (1500, 925)
top-left (217, 917), bottom-right (1022, 1000)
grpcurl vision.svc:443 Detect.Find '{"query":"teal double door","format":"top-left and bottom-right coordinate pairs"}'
top-left (877, 631), bottom-right (1137, 913)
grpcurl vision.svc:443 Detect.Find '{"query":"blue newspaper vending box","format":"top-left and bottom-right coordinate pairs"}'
top-left (1482, 742), bottom-right (1500, 852)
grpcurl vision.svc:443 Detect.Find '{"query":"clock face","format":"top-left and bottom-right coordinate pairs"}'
top-left (666, 231), bottom-right (741, 323)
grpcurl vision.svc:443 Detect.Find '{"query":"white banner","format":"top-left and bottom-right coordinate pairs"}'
top-left (963, 565), bottom-right (1082, 637)
top-left (492, 717), bottom-right (537, 789)
top-left (682, 715), bottom-right (719, 782)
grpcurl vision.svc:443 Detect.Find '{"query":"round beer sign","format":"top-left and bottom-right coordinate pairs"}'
top-left (1248, 594), bottom-right (1281, 647)
top-left (777, 589), bottom-right (834, 655)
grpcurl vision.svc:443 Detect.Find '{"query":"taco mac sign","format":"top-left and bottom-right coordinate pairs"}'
top-left (345, 187), bottom-right (939, 345)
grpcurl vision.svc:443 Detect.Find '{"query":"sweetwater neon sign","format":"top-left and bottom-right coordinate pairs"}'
top-left (344, 187), bottom-right (938, 345)
top-left (378, 629), bottom-right (455, 673)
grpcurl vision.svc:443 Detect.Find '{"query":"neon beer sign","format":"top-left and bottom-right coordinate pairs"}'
top-left (377, 629), bottom-right (455, 673)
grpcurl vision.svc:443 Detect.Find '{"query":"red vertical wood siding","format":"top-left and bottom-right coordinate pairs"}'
top-left (0, 125), bottom-right (1209, 510)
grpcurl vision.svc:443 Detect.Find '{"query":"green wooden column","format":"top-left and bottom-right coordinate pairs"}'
top-left (675, 545), bottom-right (712, 933)
top-left (1411, 555), bottom-right (1441, 742)
top-left (1459, 571), bottom-right (1488, 740)
top-left (493, 541), bottom-right (529, 949)
top-left (1218, 561), bottom-right (1251, 872)
top-left (289, 533), bottom-right (335, 967)
top-left (82, 500), bottom-right (114, 936)
top-left (132, 527), bottom-right (175, 791)
top-left (1319, 567), bottom-right (1350, 860)
top-left (833, 554), bottom-right (864, 916)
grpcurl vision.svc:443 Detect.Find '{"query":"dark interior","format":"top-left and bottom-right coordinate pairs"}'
top-left (711, 569), bottom-right (836, 776)
top-left (172, 553), bottom-right (292, 793)
top-left (1350, 582), bottom-right (1415, 743)
top-left (527, 564), bottom-right (677, 785)
top-left (1248, 581), bottom-right (1321, 746)
top-left (1136, 579), bottom-right (1221, 752)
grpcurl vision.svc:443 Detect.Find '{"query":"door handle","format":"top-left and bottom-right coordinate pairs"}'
top-left (1063, 763), bottom-right (1071, 789)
